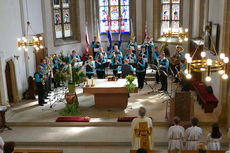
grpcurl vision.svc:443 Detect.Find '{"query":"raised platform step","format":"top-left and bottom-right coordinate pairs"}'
top-left (1, 126), bottom-right (228, 148)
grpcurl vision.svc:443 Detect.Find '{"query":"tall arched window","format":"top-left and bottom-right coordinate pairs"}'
top-left (99, 0), bottom-right (130, 34)
top-left (53, 0), bottom-right (72, 39)
top-left (161, 0), bottom-right (181, 35)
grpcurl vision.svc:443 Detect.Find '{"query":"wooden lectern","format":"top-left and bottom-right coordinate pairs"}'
top-left (169, 92), bottom-right (194, 127)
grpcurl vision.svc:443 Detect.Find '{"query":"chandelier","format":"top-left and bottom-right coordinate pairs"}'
top-left (17, 22), bottom-right (43, 52)
top-left (162, 27), bottom-right (188, 43)
top-left (184, 27), bottom-right (229, 81)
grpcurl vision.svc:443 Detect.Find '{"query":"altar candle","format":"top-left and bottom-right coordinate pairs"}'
top-left (69, 64), bottom-right (72, 82)
top-left (86, 78), bottom-right (89, 86)
top-left (91, 79), bottom-right (94, 86)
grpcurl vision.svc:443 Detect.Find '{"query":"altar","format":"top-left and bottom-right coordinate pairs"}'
top-left (83, 79), bottom-right (138, 109)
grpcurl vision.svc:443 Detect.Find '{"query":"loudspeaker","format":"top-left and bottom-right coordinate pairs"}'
top-left (174, 92), bottom-right (191, 121)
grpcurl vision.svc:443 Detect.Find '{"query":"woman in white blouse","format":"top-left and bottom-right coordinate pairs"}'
top-left (207, 123), bottom-right (222, 150)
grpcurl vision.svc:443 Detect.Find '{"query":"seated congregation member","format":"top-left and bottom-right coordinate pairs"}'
top-left (109, 44), bottom-right (123, 59)
top-left (121, 59), bottom-right (134, 78)
top-left (34, 66), bottom-right (46, 106)
top-left (136, 54), bottom-right (146, 89)
top-left (207, 123), bottom-right (222, 150)
top-left (85, 56), bottom-right (95, 79)
top-left (3, 141), bottom-right (15, 153)
top-left (168, 117), bottom-right (185, 150)
top-left (111, 52), bottom-right (122, 77)
top-left (125, 48), bottom-right (137, 63)
top-left (69, 50), bottom-right (81, 65)
top-left (153, 46), bottom-right (161, 84)
top-left (53, 54), bottom-right (61, 88)
top-left (95, 47), bottom-right (107, 60)
top-left (0, 136), bottom-right (4, 153)
top-left (127, 36), bottom-right (137, 54)
top-left (185, 117), bottom-right (202, 150)
top-left (95, 53), bottom-right (106, 79)
top-left (143, 37), bottom-right (154, 63)
top-left (91, 36), bottom-right (101, 58)
top-left (159, 53), bottom-right (169, 92)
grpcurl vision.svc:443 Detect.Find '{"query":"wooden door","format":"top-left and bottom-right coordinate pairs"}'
top-left (5, 62), bottom-right (13, 103)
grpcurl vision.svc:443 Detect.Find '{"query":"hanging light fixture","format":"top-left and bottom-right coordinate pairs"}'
top-left (184, 26), bottom-right (229, 81)
top-left (162, 27), bottom-right (188, 42)
top-left (17, 0), bottom-right (43, 52)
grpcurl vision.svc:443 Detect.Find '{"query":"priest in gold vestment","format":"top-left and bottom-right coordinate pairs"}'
top-left (131, 107), bottom-right (154, 150)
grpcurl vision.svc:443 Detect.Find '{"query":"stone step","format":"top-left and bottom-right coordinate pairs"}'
top-left (1, 126), bottom-right (228, 148)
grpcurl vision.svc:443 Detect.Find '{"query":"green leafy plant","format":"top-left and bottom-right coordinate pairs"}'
top-left (54, 70), bottom-right (67, 83)
top-left (60, 102), bottom-right (82, 116)
top-left (125, 75), bottom-right (136, 93)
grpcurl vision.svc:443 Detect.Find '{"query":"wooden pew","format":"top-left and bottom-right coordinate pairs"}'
top-left (130, 150), bottom-right (226, 153)
top-left (13, 149), bottom-right (63, 153)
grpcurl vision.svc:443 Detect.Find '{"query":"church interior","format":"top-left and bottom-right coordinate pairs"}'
top-left (0, 0), bottom-right (230, 153)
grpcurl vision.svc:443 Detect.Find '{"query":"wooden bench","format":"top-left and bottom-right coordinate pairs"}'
top-left (14, 149), bottom-right (63, 153)
top-left (130, 150), bottom-right (226, 153)
top-left (192, 79), bottom-right (218, 113)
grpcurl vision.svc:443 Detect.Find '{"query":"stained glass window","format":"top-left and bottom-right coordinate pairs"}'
top-left (99, 0), bottom-right (130, 34)
top-left (161, 0), bottom-right (181, 35)
top-left (53, 0), bottom-right (72, 39)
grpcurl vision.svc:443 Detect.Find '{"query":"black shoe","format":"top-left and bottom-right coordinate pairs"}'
top-left (158, 88), bottom-right (164, 91)
top-left (156, 82), bottom-right (159, 84)
top-left (43, 102), bottom-right (47, 104)
top-left (39, 104), bottom-right (44, 106)
top-left (173, 80), bottom-right (179, 83)
top-left (45, 97), bottom-right (49, 99)
top-left (50, 90), bottom-right (53, 92)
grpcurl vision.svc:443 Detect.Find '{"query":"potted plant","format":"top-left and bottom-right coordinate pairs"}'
top-left (125, 75), bottom-right (136, 93)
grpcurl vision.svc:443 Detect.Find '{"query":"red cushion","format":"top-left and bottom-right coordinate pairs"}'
top-left (202, 94), bottom-right (218, 103)
top-left (117, 117), bottom-right (152, 122)
top-left (56, 117), bottom-right (90, 122)
top-left (117, 117), bottom-right (137, 122)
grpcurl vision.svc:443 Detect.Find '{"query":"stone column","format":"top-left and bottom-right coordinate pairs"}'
top-left (217, 0), bottom-right (230, 133)
top-left (152, 0), bottom-right (161, 41)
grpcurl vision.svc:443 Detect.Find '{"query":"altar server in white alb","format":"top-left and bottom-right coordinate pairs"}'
top-left (131, 107), bottom-right (154, 150)
top-left (207, 123), bottom-right (222, 150)
top-left (185, 117), bottom-right (202, 150)
top-left (168, 117), bottom-right (185, 150)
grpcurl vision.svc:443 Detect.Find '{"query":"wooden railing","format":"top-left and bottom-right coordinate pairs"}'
top-left (13, 149), bottom-right (63, 153)
top-left (130, 150), bottom-right (226, 153)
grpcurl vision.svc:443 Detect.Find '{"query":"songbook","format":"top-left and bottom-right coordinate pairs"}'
top-left (130, 46), bottom-right (135, 50)
top-left (96, 62), bottom-right (110, 69)
top-left (143, 58), bottom-right (148, 63)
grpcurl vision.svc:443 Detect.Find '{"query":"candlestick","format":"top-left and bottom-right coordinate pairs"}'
top-left (86, 78), bottom-right (89, 87)
top-left (91, 78), bottom-right (94, 87)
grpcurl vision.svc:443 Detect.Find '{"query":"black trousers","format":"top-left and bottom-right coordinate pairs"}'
top-left (86, 73), bottom-right (93, 79)
top-left (96, 71), bottom-right (105, 79)
top-left (113, 70), bottom-right (118, 77)
top-left (36, 83), bottom-right (45, 105)
top-left (148, 51), bottom-right (153, 64)
top-left (160, 71), bottom-right (168, 91)
top-left (136, 72), bottom-right (145, 89)
top-left (155, 71), bottom-right (160, 83)
top-left (53, 68), bottom-right (60, 88)
top-left (170, 64), bottom-right (180, 76)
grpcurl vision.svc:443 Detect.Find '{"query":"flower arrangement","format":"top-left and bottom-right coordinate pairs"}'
top-left (125, 75), bottom-right (136, 93)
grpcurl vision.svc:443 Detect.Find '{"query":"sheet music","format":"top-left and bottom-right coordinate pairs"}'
top-left (74, 61), bottom-right (83, 67)
top-left (130, 46), bottom-right (135, 50)
top-left (144, 58), bottom-right (148, 62)
top-left (129, 59), bottom-right (135, 63)
top-left (94, 48), bottom-right (100, 52)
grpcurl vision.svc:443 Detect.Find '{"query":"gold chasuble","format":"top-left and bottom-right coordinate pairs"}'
top-left (131, 117), bottom-right (154, 150)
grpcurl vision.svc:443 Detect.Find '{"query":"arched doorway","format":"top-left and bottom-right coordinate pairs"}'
top-left (5, 60), bottom-right (20, 103)
top-left (5, 61), bottom-right (13, 103)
